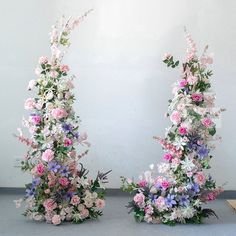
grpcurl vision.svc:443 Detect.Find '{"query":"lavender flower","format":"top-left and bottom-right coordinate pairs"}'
top-left (197, 145), bottom-right (209, 159)
top-left (25, 188), bottom-right (36, 197)
top-left (62, 123), bottom-right (72, 133)
top-left (32, 177), bottom-right (41, 186)
top-left (165, 194), bottom-right (176, 207)
top-left (60, 166), bottom-right (70, 177)
top-left (179, 195), bottom-right (190, 206)
top-left (48, 161), bottom-right (61, 173)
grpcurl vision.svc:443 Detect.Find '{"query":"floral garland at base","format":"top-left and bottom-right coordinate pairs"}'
top-left (14, 12), bottom-right (111, 226)
top-left (121, 32), bottom-right (225, 226)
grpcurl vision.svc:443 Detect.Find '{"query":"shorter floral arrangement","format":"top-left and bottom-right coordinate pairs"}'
top-left (121, 32), bottom-right (225, 225)
top-left (14, 12), bottom-right (111, 225)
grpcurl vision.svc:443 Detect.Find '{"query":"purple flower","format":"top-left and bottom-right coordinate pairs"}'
top-left (165, 194), bottom-right (176, 207)
top-left (60, 166), bottom-right (69, 177)
top-left (65, 192), bottom-right (75, 201)
top-left (179, 195), bottom-right (189, 206)
top-left (192, 183), bottom-right (200, 193)
top-left (74, 132), bottom-right (79, 139)
top-left (32, 177), bottom-right (41, 186)
top-left (48, 161), bottom-right (61, 173)
top-left (197, 145), bottom-right (209, 159)
top-left (26, 188), bottom-right (36, 197)
top-left (62, 123), bottom-right (72, 133)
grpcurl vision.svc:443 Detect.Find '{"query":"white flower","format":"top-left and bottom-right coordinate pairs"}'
top-left (45, 91), bottom-right (54, 100)
top-left (181, 206), bottom-right (196, 219)
top-left (173, 137), bottom-right (187, 150)
top-left (181, 158), bottom-right (195, 172)
top-left (158, 162), bottom-right (170, 174)
top-left (28, 80), bottom-right (36, 90)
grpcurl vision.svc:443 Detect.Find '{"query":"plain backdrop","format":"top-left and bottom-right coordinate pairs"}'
top-left (0, 0), bottom-right (235, 189)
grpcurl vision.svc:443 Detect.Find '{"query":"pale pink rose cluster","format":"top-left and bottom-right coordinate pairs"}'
top-left (201, 117), bottom-right (213, 128)
top-left (170, 111), bottom-right (181, 124)
top-left (42, 149), bottom-right (54, 162)
top-left (51, 108), bottom-right (68, 120)
top-left (133, 192), bottom-right (145, 207)
top-left (24, 98), bottom-right (36, 110)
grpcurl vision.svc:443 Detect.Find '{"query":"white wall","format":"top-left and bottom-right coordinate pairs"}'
top-left (0, 0), bottom-right (235, 189)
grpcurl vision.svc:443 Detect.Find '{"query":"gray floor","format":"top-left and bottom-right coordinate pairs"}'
top-left (0, 193), bottom-right (236, 236)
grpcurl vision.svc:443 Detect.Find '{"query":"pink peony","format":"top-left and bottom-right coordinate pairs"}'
top-left (42, 149), bottom-right (54, 162)
top-left (95, 199), bottom-right (105, 209)
top-left (43, 199), bottom-right (57, 212)
top-left (36, 163), bottom-right (44, 176)
top-left (51, 214), bottom-right (61, 225)
top-left (59, 177), bottom-right (69, 187)
top-left (71, 195), bottom-right (80, 206)
top-left (163, 153), bottom-right (173, 161)
top-left (137, 180), bottom-right (147, 188)
top-left (31, 115), bottom-right (41, 125)
top-left (179, 79), bottom-right (188, 88)
top-left (50, 70), bottom-right (59, 79)
top-left (161, 180), bottom-right (170, 190)
top-left (133, 193), bottom-right (145, 207)
top-left (38, 56), bottom-right (48, 64)
top-left (64, 138), bottom-right (73, 147)
top-left (81, 208), bottom-right (89, 219)
top-left (191, 93), bottom-right (203, 102)
top-left (170, 111), bottom-right (181, 124)
top-left (201, 117), bottom-right (213, 127)
top-left (24, 98), bottom-right (35, 110)
top-left (51, 108), bottom-right (68, 120)
top-left (178, 126), bottom-right (187, 135)
top-left (60, 65), bottom-right (70, 73)
top-left (194, 172), bottom-right (206, 186)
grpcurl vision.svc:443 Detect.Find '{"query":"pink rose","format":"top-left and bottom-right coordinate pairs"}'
top-left (36, 163), bottom-right (44, 176)
top-left (71, 195), bottom-right (80, 206)
top-left (81, 208), bottom-right (89, 219)
top-left (24, 98), bottom-right (35, 110)
top-left (163, 153), bottom-right (173, 161)
top-left (51, 214), bottom-right (61, 225)
top-left (95, 199), bottom-right (105, 209)
top-left (133, 193), bottom-right (145, 207)
top-left (201, 117), bottom-right (213, 127)
top-left (43, 199), bottom-right (57, 212)
top-left (170, 111), bottom-right (181, 124)
top-left (161, 180), bottom-right (170, 190)
top-left (178, 126), bottom-right (187, 135)
top-left (137, 180), bottom-right (147, 188)
top-left (194, 172), bottom-right (206, 186)
top-left (59, 177), bottom-right (69, 187)
top-left (64, 138), bottom-right (73, 147)
top-left (60, 65), bottom-right (70, 73)
top-left (30, 115), bottom-right (41, 125)
top-left (42, 149), bottom-right (54, 162)
top-left (50, 70), bottom-right (59, 79)
top-left (38, 56), bottom-right (48, 64)
top-left (179, 79), bottom-right (188, 88)
top-left (51, 108), bottom-right (68, 120)
top-left (191, 93), bottom-right (203, 102)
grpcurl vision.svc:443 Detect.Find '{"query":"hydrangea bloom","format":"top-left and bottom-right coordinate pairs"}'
top-left (14, 12), bottom-right (110, 225)
top-left (121, 31), bottom-right (225, 225)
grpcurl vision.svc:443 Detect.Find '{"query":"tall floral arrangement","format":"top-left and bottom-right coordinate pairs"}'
top-left (14, 11), bottom-right (110, 225)
top-left (121, 32), bottom-right (225, 225)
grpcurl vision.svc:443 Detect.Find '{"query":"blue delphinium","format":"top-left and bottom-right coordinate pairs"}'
top-left (48, 161), bottom-right (61, 173)
top-left (62, 123), bottom-right (72, 133)
top-left (60, 165), bottom-right (70, 177)
top-left (179, 195), bottom-right (190, 206)
top-left (197, 145), bottom-right (209, 159)
top-left (25, 187), bottom-right (36, 197)
top-left (165, 194), bottom-right (176, 208)
top-left (32, 177), bottom-right (41, 186)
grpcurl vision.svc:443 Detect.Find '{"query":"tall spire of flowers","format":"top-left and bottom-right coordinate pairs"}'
top-left (121, 32), bottom-right (224, 225)
top-left (15, 11), bottom-right (110, 225)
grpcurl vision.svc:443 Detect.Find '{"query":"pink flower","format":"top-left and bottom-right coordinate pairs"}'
top-left (179, 79), bottom-right (188, 88)
top-left (161, 180), bottom-right (170, 190)
top-left (163, 153), bottom-right (173, 161)
top-left (163, 53), bottom-right (171, 60)
top-left (44, 189), bottom-right (50, 194)
top-left (154, 196), bottom-right (166, 210)
top-left (194, 172), bottom-right (206, 186)
top-left (206, 192), bottom-right (216, 201)
top-left (60, 65), bottom-right (70, 73)
top-left (201, 117), bottom-right (213, 127)
top-left (68, 150), bottom-right (76, 158)
top-left (36, 163), bottom-right (44, 176)
top-left (133, 193), bottom-right (145, 207)
top-left (51, 108), bottom-right (68, 120)
top-left (24, 98), bottom-right (35, 110)
top-left (51, 214), bottom-right (61, 225)
top-left (71, 195), bottom-right (80, 206)
top-left (187, 75), bottom-right (198, 85)
top-left (170, 111), bottom-right (181, 124)
top-left (59, 177), bottom-right (69, 187)
top-left (42, 149), bottom-right (54, 162)
top-left (43, 199), bottom-right (57, 212)
top-left (31, 115), bottom-right (41, 125)
top-left (191, 93), bottom-right (203, 102)
top-left (95, 199), bottom-right (105, 209)
top-left (178, 126), bottom-right (187, 135)
top-left (137, 180), bottom-right (147, 188)
top-left (50, 70), bottom-right (59, 78)
top-left (38, 56), bottom-right (48, 64)
top-left (64, 138), bottom-right (73, 147)
top-left (81, 208), bottom-right (89, 219)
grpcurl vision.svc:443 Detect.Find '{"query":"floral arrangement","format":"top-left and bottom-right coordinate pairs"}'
top-left (121, 32), bottom-right (225, 225)
top-left (14, 11), bottom-right (111, 225)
